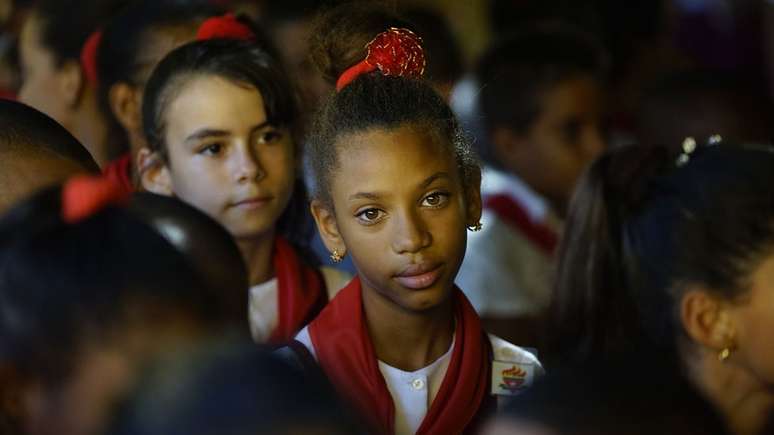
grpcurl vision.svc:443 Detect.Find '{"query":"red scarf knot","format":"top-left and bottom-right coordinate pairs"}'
top-left (196, 13), bottom-right (255, 42)
top-left (61, 174), bottom-right (131, 224)
top-left (336, 27), bottom-right (426, 92)
top-left (80, 30), bottom-right (102, 86)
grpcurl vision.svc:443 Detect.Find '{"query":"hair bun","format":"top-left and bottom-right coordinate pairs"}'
top-left (309, 4), bottom-right (414, 86)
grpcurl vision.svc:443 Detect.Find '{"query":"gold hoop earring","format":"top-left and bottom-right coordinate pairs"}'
top-left (330, 248), bottom-right (343, 263)
top-left (467, 222), bottom-right (482, 232)
top-left (718, 347), bottom-right (732, 362)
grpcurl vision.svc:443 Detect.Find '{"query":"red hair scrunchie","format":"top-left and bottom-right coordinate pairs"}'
top-left (61, 174), bottom-right (132, 224)
top-left (196, 13), bottom-right (255, 41)
top-left (336, 27), bottom-right (426, 92)
top-left (80, 30), bottom-right (102, 86)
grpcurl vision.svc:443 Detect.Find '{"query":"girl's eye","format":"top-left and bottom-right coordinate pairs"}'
top-left (355, 208), bottom-right (384, 224)
top-left (199, 143), bottom-right (223, 156)
top-left (257, 129), bottom-right (283, 144)
top-left (422, 192), bottom-right (450, 208)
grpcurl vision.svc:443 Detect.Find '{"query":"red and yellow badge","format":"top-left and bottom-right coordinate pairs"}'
top-left (491, 360), bottom-right (535, 396)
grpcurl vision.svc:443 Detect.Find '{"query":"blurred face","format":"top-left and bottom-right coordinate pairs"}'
top-left (726, 253), bottom-right (774, 385)
top-left (161, 75), bottom-right (296, 240)
top-left (516, 76), bottom-right (605, 214)
top-left (327, 125), bottom-right (479, 312)
top-left (18, 13), bottom-right (70, 126)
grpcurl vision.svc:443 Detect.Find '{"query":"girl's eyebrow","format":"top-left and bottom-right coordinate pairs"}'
top-left (184, 121), bottom-right (271, 144)
top-left (348, 172), bottom-right (450, 201)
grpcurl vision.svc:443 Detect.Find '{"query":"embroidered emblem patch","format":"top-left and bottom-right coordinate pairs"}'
top-left (492, 361), bottom-right (535, 396)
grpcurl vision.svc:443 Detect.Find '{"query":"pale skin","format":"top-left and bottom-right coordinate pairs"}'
top-left (311, 124), bottom-right (482, 371)
top-left (681, 253), bottom-right (774, 435)
top-left (141, 75), bottom-right (296, 287)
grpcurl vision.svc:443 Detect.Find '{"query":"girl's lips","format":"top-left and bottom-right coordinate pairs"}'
top-left (232, 196), bottom-right (272, 210)
top-left (394, 264), bottom-right (443, 290)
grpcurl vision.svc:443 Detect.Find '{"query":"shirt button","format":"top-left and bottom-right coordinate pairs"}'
top-left (411, 378), bottom-right (425, 390)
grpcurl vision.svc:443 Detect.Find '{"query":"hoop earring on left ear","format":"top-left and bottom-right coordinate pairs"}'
top-left (467, 222), bottom-right (483, 232)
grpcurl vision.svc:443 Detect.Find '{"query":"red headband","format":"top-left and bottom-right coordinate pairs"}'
top-left (80, 30), bottom-right (102, 86)
top-left (196, 13), bottom-right (255, 41)
top-left (61, 174), bottom-right (131, 224)
top-left (336, 27), bottom-right (425, 92)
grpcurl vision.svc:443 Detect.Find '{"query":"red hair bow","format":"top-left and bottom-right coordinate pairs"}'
top-left (196, 13), bottom-right (255, 41)
top-left (61, 174), bottom-right (131, 224)
top-left (80, 30), bottom-right (102, 86)
top-left (336, 27), bottom-right (426, 92)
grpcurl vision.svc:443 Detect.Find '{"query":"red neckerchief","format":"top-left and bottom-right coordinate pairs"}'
top-left (102, 153), bottom-right (135, 195)
top-left (484, 193), bottom-right (558, 256)
top-left (268, 236), bottom-right (327, 344)
top-left (308, 276), bottom-right (495, 434)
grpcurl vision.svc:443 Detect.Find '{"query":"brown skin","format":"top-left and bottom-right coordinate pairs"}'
top-left (18, 12), bottom-right (113, 168)
top-left (0, 151), bottom-right (87, 214)
top-left (491, 75), bottom-right (605, 217)
top-left (311, 124), bottom-right (481, 370)
top-left (681, 254), bottom-right (774, 435)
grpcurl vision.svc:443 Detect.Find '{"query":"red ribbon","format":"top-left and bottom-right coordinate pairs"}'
top-left (79, 30), bottom-right (102, 86)
top-left (336, 27), bottom-right (426, 92)
top-left (196, 13), bottom-right (255, 41)
top-left (61, 174), bottom-right (131, 224)
top-left (102, 153), bottom-right (135, 194)
top-left (308, 277), bottom-right (495, 434)
top-left (484, 194), bottom-right (559, 256)
top-left (268, 236), bottom-right (327, 344)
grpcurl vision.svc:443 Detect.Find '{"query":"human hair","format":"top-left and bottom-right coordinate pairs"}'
top-left (142, 38), bottom-right (315, 250)
top-left (0, 187), bottom-right (249, 388)
top-left (546, 143), bottom-right (774, 367)
top-left (498, 356), bottom-right (729, 435)
top-left (475, 26), bottom-right (607, 167)
top-left (96, 0), bottom-right (223, 142)
top-left (106, 341), bottom-right (361, 435)
top-left (307, 3), bottom-right (479, 208)
top-left (0, 99), bottom-right (98, 171)
top-left (31, 0), bottom-right (125, 67)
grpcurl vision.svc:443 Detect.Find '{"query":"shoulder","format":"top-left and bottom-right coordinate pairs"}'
top-left (488, 333), bottom-right (543, 374)
top-left (320, 266), bottom-right (352, 300)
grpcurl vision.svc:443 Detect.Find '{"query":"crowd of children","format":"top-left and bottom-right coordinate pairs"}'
top-left (1, 0), bottom-right (774, 434)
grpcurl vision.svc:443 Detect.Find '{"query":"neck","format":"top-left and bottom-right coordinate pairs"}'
top-left (362, 282), bottom-right (455, 372)
top-left (237, 230), bottom-right (276, 287)
top-left (72, 87), bottom-right (112, 168)
top-left (689, 349), bottom-right (774, 435)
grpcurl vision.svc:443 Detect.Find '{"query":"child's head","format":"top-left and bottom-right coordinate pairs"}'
top-left (0, 183), bottom-right (247, 435)
top-left (0, 100), bottom-right (98, 213)
top-left (548, 143), bottom-right (774, 387)
top-left (97, 0), bottom-right (223, 154)
top-left (307, 4), bottom-right (481, 312)
top-left (18, 0), bottom-right (125, 163)
top-left (476, 26), bottom-right (607, 214)
top-left (140, 38), bottom-right (302, 244)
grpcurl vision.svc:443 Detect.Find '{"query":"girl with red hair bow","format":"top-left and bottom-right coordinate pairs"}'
top-left (290, 4), bottom-right (542, 434)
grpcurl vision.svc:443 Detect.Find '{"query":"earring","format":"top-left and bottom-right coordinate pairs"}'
top-left (467, 222), bottom-right (483, 232)
top-left (330, 248), bottom-right (343, 263)
top-left (718, 347), bottom-right (732, 363)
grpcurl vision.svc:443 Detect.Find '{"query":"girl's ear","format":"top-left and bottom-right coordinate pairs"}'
top-left (58, 60), bottom-right (84, 108)
top-left (465, 167), bottom-right (483, 228)
top-left (137, 148), bottom-right (173, 196)
top-left (310, 199), bottom-right (346, 258)
top-left (681, 287), bottom-right (736, 353)
top-left (109, 82), bottom-right (142, 134)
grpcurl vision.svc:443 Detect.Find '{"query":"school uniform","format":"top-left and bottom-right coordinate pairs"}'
top-left (292, 276), bottom-right (543, 435)
top-left (248, 236), bottom-right (351, 344)
top-left (455, 167), bottom-right (560, 318)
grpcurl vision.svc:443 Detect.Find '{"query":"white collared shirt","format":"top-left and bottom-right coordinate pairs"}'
top-left (456, 167), bottom-right (560, 317)
top-left (293, 327), bottom-right (542, 435)
top-left (248, 267), bottom-right (351, 343)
